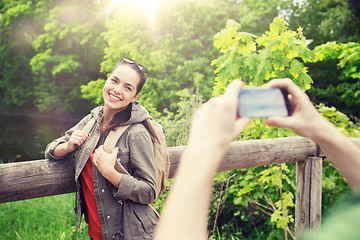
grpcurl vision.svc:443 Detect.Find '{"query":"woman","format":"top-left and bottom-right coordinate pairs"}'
top-left (45, 57), bottom-right (158, 240)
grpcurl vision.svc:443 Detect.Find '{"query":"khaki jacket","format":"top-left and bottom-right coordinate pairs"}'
top-left (45, 102), bottom-right (158, 240)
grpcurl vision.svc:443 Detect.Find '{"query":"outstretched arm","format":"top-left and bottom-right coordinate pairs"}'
top-left (265, 78), bottom-right (360, 191)
top-left (153, 80), bottom-right (251, 240)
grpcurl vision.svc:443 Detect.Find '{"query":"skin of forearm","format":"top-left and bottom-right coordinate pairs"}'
top-left (154, 146), bottom-right (224, 240)
top-left (53, 142), bottom-right (72, 158)
top-left (102, 168), bottom-right (122, 188)
top-left (314, 124), bottom-right (360, 191)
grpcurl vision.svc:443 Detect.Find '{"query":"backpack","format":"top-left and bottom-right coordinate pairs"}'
top-left (82, 117), bottom-right (170, 199)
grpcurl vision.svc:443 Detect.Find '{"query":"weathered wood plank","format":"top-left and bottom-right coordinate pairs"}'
top-left (0, 137), bottom-right (315, 203)
top-left (1, 137), bottom-right (359, 204)
top-left (295, 156), bottom-right (323, 238)
top-left (169, 137), bottom-right (319, 177)
top-left (309, 157), bottom-right (322, 229)
top-left (0, 157), bottom-right (76, 203)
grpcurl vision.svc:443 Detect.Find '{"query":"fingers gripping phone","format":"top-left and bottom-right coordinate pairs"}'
top-left (238, 87), bottom-right (290, 118)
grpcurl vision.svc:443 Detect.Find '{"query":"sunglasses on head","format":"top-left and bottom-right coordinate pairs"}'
top-left (121, 57), bottom-right (149, 79)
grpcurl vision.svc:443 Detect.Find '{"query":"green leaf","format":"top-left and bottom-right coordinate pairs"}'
top-left (214, 19), bottom-right (242, 53)
top-left (269, 17), bottom-right (287, 36)
top-left (254, 59), bottom-right (272, 85)
top-left (290, 59), bottom-right (302, 79)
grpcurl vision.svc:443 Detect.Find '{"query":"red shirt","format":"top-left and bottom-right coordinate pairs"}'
top-left (80, 151), bottom-right (103, 240)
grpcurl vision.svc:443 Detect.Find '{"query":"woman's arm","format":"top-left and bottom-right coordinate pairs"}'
top-left (94, 127), bottom-right (157, 204)
top-left (116, 130), bottom-right (157, 203)
top-left (52, 130), bottom-right (88, 157)
top-left (45, 114), bottom-right (92, 160)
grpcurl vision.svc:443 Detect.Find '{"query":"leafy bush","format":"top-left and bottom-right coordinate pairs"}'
top-left (308, 42), bottom-right (360, 118)
top-left (206, 17), bottom-right (358, 239)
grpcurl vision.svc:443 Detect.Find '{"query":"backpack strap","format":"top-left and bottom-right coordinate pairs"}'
top-left (81, 116), bottom-right (130, 153)
top-left (103, 125), bottom-right (130, 153)
top-left (82, 118), bottom-right (96, 136)
top-left (103, 125), bottom-right (131, 175)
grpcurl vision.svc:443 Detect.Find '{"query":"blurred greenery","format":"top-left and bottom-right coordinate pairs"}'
top-left (1, 0), bottom-right (360, 239)
top-left (0, 193), bottom-right (88, 240)
top-left (1, 0), bottom-right (359, 118)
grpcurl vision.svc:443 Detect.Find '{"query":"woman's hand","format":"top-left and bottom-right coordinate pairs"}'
top-left (93, 146), bottom-right (122, 187)
top-left (53, 130), bottom-right (88, 157)
top-left (66, 130), bottom-right (88, 152)
top-left (93, 146), bottom-right (118, 175)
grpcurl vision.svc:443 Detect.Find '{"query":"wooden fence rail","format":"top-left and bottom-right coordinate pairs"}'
top-left (1, 136), bottom-right (360, 238)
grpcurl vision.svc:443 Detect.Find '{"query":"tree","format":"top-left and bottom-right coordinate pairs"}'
top-left (288, 0), bottom-right (360, 119)
top-left (81, 0), bottom-right (241, 113)
top-left (212, 18), bottom-right (314, 93)
top-left (0, 0), bottom-right (46, 111)
top-left (289, 0), bottom-right (359, 48)
top-left (233, 0), bottom-right (293, 35)
top-left (29, 0), bottom-right (106, 114)
top-left (211, 18), bottom-right (314, 238)
top-left (209, 17), bottom-right (359, 239)
top-left (308, 42), bottom-right (360, 118)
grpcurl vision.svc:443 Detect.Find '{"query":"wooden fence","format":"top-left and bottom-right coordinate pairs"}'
top-left (1, 136), bottom-right (359, 238)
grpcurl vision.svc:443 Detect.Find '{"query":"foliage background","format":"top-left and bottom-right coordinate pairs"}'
top-left (1, 0), bottom-right (360, 239)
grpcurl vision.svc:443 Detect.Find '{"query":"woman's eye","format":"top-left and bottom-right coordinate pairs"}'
top-left (125, 86), bottom-right (132, 91)
top-left (111, 79), bottom-right (117, 83)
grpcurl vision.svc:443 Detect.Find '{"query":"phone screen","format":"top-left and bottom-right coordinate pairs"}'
top-left (238, 87), bottom-right (290, 118)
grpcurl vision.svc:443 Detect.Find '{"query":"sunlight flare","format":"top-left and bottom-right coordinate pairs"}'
top-left (107, 0), bottom-right (159, 18)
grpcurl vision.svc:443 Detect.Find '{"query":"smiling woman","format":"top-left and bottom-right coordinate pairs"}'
top-left (45, 58), bottom-right (157, 240)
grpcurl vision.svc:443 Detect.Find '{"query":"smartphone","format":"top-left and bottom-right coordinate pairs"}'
top-left (238, 87), bottom-right (290, 118)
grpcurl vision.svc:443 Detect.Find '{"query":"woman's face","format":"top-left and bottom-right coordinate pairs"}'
top-left (103, 64), bottom-right (140, 115)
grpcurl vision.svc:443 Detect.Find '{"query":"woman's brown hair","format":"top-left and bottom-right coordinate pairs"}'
top-left (103, 104), bottom-right (132, 134)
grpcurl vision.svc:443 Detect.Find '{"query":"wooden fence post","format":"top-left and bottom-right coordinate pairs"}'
top-left (295, 156), bottom-right (323, 239)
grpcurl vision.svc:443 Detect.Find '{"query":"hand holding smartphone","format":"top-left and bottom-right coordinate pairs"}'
top-left (238, 87), bottom-right (290, 118)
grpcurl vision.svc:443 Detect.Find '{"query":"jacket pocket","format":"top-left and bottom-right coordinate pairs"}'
top-left (132, 204), bottom-right (157, 236)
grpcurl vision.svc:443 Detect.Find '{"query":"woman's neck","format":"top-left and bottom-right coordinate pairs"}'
top-left (103, 106), bottom-right (125, 125)
top-left (102, 104), bottom-right (131, 131)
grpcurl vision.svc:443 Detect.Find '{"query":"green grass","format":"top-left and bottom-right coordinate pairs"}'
top-left (0, 193), bottom-right (88, 240)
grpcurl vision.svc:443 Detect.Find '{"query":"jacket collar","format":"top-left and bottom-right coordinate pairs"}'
top-left (89, 102), bottom-right (151, 125)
